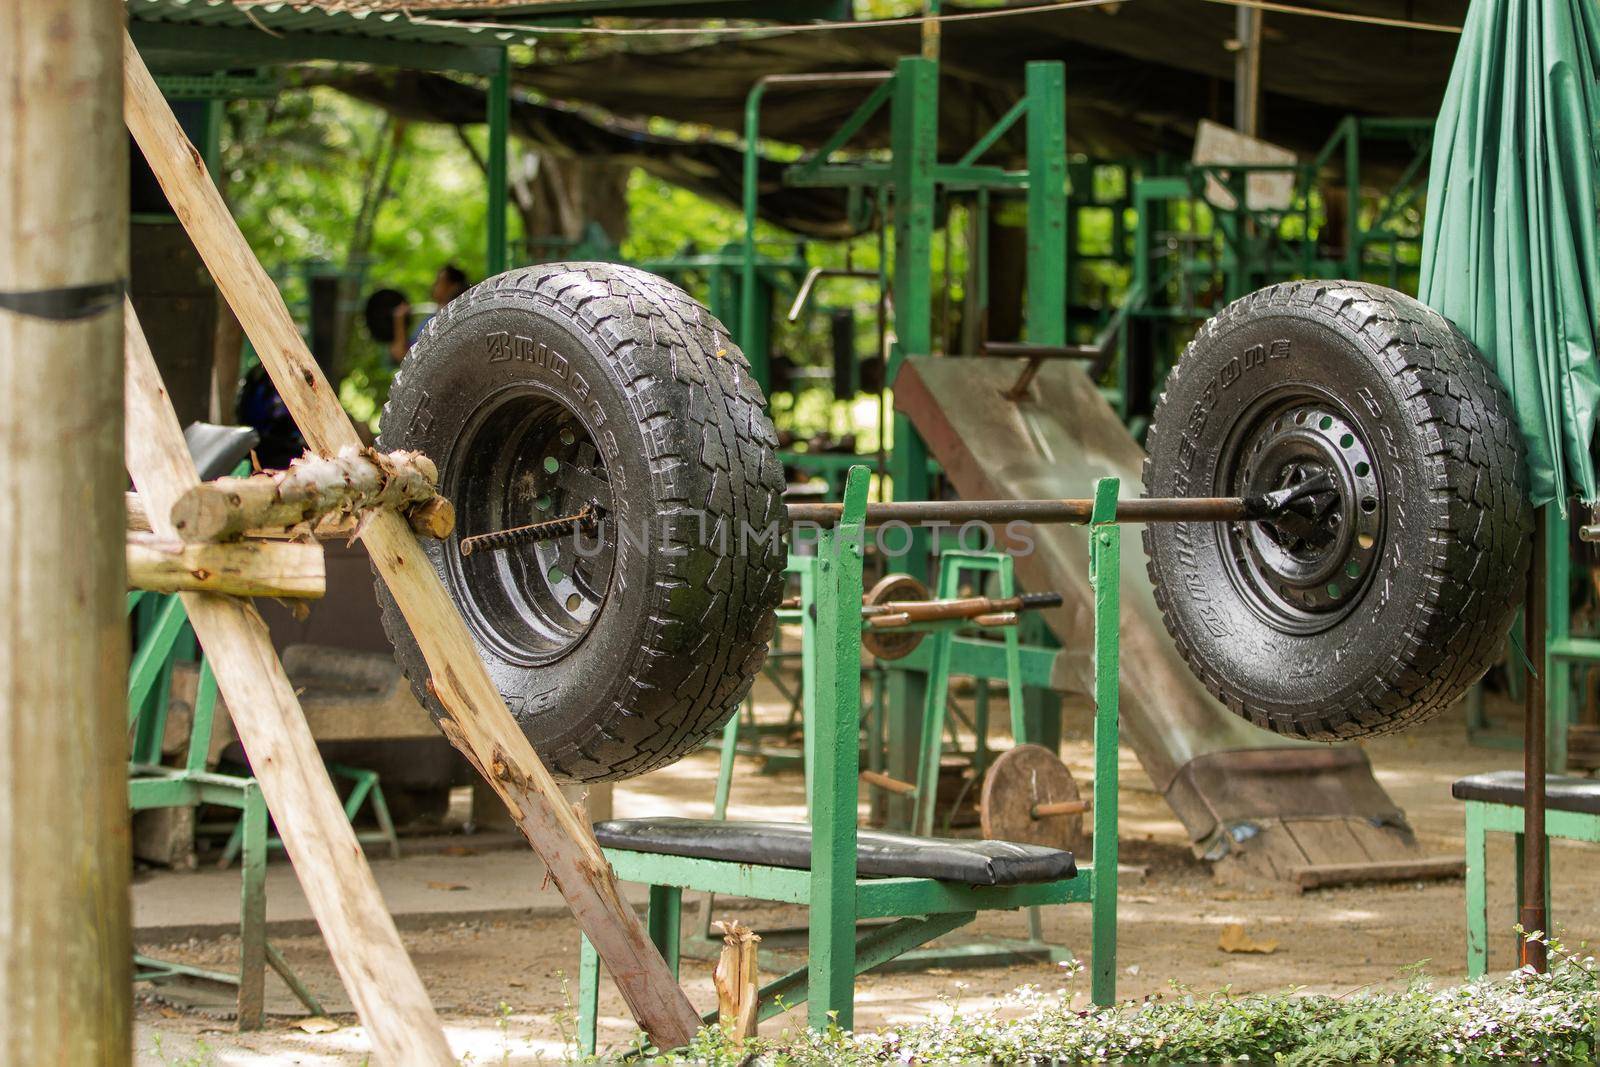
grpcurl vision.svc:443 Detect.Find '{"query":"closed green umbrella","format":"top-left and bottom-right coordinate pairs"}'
top-left (1419, 0), bottom-right (1600, 508)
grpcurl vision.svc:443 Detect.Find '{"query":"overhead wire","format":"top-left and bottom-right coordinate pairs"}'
top-left (1196, 0), bottom-right (1461, 34)
top-left (381, 0), bottom-right (1464, 39)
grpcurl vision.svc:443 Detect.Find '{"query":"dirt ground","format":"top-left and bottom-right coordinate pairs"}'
top-left (132, 680), bottom-right (1597, 1065)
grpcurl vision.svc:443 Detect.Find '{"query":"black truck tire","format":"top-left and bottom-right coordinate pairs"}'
top-left (376, 263), bottom-right (787, 782)
top-left (1142, 280), bottom-right (1532, 740)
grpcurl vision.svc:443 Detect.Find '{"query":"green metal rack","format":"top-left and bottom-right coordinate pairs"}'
top-left (126, 589), bottom-right (324, 1028)
top-left (576, 466), bottom-right (1121, 1051)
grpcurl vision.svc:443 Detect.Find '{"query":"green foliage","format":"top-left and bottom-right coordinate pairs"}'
top-left (632, 950), bottom-right (1600, 1065)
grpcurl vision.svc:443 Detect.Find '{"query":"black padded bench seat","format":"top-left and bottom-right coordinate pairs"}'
top-left (593, 817), bottom-right (1076, 886)
top-left (1452, 771), bottom-right (1600, 816)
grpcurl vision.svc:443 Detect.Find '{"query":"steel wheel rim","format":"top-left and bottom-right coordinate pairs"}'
top-left (447, 386), bottom-right (615, 666)
top-left (1216, 390), bottom-right (1383, 634)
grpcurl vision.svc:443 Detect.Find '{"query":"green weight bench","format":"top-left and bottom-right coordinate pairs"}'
top-left (577, 820), bottom-right (1082, 1055)
top-left (574, 468), bottom-right (1121, 1054)
top-left (1456, 770), bottom-right (1600, 976)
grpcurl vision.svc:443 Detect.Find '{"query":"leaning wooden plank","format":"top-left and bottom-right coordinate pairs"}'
top-left (1289, 856), bottom-right (1466, 892)
top-left (123, 31), bottom-right (703, 1051)
top-left (126, 533), bottom-right (324, 598)
top-left (123, 301), bottom-right (454, 1066)
top-left (169, 447), bottom-right (453, 543)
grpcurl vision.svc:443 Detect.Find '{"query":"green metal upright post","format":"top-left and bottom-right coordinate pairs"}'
top-left (1342, 116), bottom-right (1361, 280)
top-left (742, 83), bottom-right (771, 393)
top-left (1088, 478), bottom-right (1120, 1006)
top-left (486, 47), bottom-right (510, 277)
top-left (1024, 62), bottom-right (1067, 345)
top-left (808, 467), bottom-right (869, 1029)
top-left (238, 781), bottom-right (268, 1028)
top-left (885, 55), bottom-right (940, 827)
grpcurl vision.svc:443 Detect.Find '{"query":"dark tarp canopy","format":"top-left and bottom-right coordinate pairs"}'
top-left (511, 1), bottom-right (1469, 161)
top-left (327, 3), bottom-right (1469, 235)
top-left (327, 70), bottom-right (869, 236)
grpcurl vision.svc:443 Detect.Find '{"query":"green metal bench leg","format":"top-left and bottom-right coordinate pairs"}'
top-left (810, 472), bottom-right (865, 1030)
top-left (647, 885), bottom-right (682, 980)
top-left (578, 934), bottom-right (599, 1058)
top-left (365, 778), bottom-right (401, 860)
top-left (1088, 484), bottom-right (1121, 1007)
top-left (1465, 801), bottom-right (1488, 978)
top-left (698, 713), bottom-right (741, 942)
top-left (238, 781), bottom-right (268, 1029)
top-left (265, 941), bottom-right (324, 1016)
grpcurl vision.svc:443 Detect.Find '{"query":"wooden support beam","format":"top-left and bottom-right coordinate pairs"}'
top-left (1288, 856), bottom-right (1466, 893)
top-left (2, 3), bottom-right (130, 1061)
top-left (126, 533), bottom-right (325, 598)
top-left (124, 300), bottom-right (454, 1065)
top-left (123, 31), bottom-right (703, 1051)
top-left (168, 447), bottom-right (451, 544)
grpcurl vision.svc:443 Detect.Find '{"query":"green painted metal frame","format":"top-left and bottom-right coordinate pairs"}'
top-left (1462, 798), bottom-right (1600, 978)
top-left (913, 551), bottom-right (1027, 837)
top-left (125, 585), bottom-right (324, 1027)
top-left (575, 468), bottom-right (1120, 1052)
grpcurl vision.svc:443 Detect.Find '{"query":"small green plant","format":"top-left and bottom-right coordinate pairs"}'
top-left (648, 946), bottom-right (1598, 1065)
top-left (147, 1031), bottom-right (216, 1067)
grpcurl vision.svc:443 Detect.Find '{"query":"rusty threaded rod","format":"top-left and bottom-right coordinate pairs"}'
top-left (458, 506), bottom-right (597, 558)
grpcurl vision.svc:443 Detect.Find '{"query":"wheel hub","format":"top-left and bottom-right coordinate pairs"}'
top-left (1225, 402), bottom-right (1382, 631)
top-left (449, 390), bottom-right (615, 665)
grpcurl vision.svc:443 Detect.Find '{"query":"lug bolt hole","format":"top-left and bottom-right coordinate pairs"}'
top-left (1346, 561), bottom-right (1360, 578)
top-left (565, 593), bottom-right (581, 611)
top-left (1360, 496), bottom-right (1378, 514)
top-left (548, 566), bottom-right (566, 584)
top-left (1339, 433), bottom-right (1355, 449)
top-left (1358, 533), bottom-right (1376, 550)
top-left (1354, 461), bottom-right (1370, 477)
top-left (1319, 416), bottom-right (1334, 430)
top-left (1327, 582), bottom-right (1342, 599)
top-left (543, 456), bottom-right (560, 474)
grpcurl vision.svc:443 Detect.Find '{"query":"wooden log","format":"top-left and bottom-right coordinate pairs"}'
top-left (130, 489), bottom-right (454, 542)
top-left (123, 300), bottom-right (454, 1066)
top-left (2, 4), bottom-right (131, 1062)
top-left (169, 447), bottom-right (447, 543)
top-left (124, 32), bottom-right (703, 1051)
top-left (130, 490), bottom-right (354, 540)
top-left (126, 533), bottom-right (325, 598)
top-left (712, 921), bottom-right (762, 1043)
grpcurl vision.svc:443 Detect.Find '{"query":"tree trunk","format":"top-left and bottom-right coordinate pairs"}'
top-left (0, 3), bottom-right (131, 1063)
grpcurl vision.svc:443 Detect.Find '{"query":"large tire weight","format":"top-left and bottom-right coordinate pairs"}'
top-left (1143, 281), bottom-right (1533, 740)
top-left (377, 263), bottom-right (787, 782)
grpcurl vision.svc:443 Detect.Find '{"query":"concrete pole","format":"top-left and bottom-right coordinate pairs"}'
top-left (0, 1), bottom-right (132, 1062)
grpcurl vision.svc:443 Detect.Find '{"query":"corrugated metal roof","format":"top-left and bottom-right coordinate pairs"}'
top-left (125, 0), bottom-right (540, 49)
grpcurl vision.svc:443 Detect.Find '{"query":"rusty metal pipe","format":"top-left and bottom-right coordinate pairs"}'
top-left (864, 590), bottom-right (1061, 625)
top-left (786, 496), bottom-right (1263, 527)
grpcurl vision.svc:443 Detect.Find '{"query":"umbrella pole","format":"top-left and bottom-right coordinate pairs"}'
top-left (1520, 506), bottom-right (1549, 972)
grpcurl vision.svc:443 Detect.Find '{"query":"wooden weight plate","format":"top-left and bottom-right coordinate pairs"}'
top-left (861, 573), bottom-right (930, 661)
top-left (981, 743), bottom-right (1086, 855)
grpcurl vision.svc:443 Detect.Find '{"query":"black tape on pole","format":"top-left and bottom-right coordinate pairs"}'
top-left (0, 280), bottom-right (125, 322)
